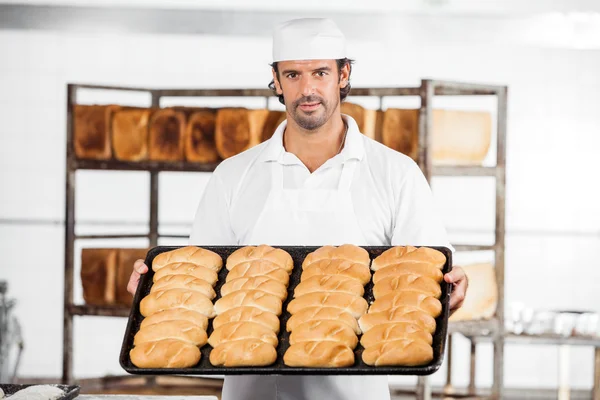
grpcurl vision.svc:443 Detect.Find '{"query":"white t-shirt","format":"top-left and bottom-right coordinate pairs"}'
top-left (190, 115), bottom-right (452, 251)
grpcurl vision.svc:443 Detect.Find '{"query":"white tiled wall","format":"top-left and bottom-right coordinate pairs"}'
top-left (1, 14), bottom-right (600, 393)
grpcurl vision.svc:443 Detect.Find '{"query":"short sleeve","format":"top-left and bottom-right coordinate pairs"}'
top-left (391, 162), bottom-right (454, 252)
top-left (189, 173), bottom-right (238, 245)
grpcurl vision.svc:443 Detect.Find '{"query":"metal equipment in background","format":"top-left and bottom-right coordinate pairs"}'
top-left (0, 280), bottom-right (24, 384)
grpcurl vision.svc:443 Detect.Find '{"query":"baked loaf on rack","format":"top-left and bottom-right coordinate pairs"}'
top-left (261, 110), bottom-right (286, 142)
top-left (148, 108), bottom-right (186, 161)
top-left (381, 108), bottom-right (419, 161)
top-left (81, 248), bottom-right (118, 305)
top-left (215, 108), bottom-right (267, 159)
top-left (184, 108), bottom-right (219, 163)
top-left (111, 108), bottom-right (151, 161)
top-left (340, 102), bottom-right (377, 140)
top-left (73, 104), bottom-right (120, 160)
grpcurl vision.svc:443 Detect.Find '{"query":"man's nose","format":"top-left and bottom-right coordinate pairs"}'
top-left (300, 75), bottom-right (316, 97)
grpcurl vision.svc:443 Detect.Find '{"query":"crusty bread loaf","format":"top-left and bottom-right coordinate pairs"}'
top-left (209, 339), bottom-right (277, 367)
top-left (368, 291), bottom-right (442, 317)
top-left (371, 246), bottom-right (445, 271)
top-left (220, 276), bottom-right (288, 300)
top-left (81, 248), bottom-right (117, 305)
top-left (152, 247), bottom-right (222, 272)
top-left (208, 321), bottom-right (278, 348)
top-left (214, 290), bottom-right (283, 316)
top-left (286, 306), bottom-right (360, 334)
top-left (226, 260), bottom-right (290, 285)
top-left (130, 338), bottom-right (201, 368)
top-left (362, 338), bottom-right (433, 366)
top-left (302, 244), bottom-right (370, 268)
top-left (133, 320), bottom-right (208, 347)
top-left (111, 108), bottom-right (150, 161)
top-left (226, 245), bottom-right (293, 273)
top-left (150, 275), bottom-right (216, 299)
top-left (287, 292), bottom-right (368, 319)
top-left (148, 108), bottom-right (186, 161)
top-left (116, 248), bottom-right (148, 307)
top-left (289, 320), bottom-right (358, 349)
top-left (261, 110), bottom-right (286, 142)
top-left (293, 275), bottom-right (364, 298)
top-left (358, 308), bottom-right (437, 334)
top-left (215, 108), bottom-right (262, 159)
top-left (212, 306), bottom-right (280, 333)
top-left (381, 108), bottom-right (419, 161)
top-left (360, 322), bottom-right (433, 348)
top-left (283, 341), bottom-right (354, 368)
top-left (140, 308), bottom-right (208, 331)
top-left (73, 104), bottom-right (119, 160)
top-left (340, 102), bottom-right (377, 140)
top-left (185, 109), bottom-right (219, 163)
top-left (373, 263), bottom-right (444, 284)
top-left (140, 288), bottom-right (215, 318)
top-left (371, 246), bottom-right (418, 271)
top-left (301, 259), bottom-right (371, 286)
top-left (374, 274), bottom-right (441, 299)
top-left (153, 262), bottom-right (218, 286)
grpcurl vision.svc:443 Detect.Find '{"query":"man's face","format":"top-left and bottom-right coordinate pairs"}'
top-left (273, 59), bottom-right (349, 131)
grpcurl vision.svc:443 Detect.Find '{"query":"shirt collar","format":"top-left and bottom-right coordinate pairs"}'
top-left (257, 114), bottom-right (365, 164)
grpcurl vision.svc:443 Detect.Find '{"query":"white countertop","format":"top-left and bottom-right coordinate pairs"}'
top-left (78, 396), bottom-right (217, 400)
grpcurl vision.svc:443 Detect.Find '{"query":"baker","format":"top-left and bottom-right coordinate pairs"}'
top-left (127, 17), bottom-right (467, 400)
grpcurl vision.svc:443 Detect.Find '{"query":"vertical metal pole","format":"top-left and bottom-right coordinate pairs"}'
top-left (593, 347), bottom-right (600, 400)
top-left (444, 334), bottom-right (454, 394)
top-left (149, 91), bottom-right (160, 247)
top-left (418, 80), bottom-right (434, 182)
top-left (62, 84), bottom-right (76, 384)
top-left (469, 339), bottom-right (477, 395)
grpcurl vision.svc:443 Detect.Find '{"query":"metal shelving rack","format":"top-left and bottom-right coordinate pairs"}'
top-left (62, 80), bottom-right (508, 399)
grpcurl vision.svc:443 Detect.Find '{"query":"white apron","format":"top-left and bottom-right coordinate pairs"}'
top-left (221, 156), bottom-right (391, 400)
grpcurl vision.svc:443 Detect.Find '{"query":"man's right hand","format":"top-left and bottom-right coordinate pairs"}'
top-left (127, 259), bottom-right (148, 295)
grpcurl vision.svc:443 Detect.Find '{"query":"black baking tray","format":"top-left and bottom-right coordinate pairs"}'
top-left (120, 245), bottom-right (452, 376)
top-left (0, 384), bottom-right (80, 399)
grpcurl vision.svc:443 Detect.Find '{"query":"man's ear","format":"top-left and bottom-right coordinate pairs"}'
top-left (339, 63), bottom-right (350, 89)
top-left (272, 68), bottom-right (283, 95)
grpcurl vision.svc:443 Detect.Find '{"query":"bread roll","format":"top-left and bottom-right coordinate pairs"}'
top-left (130, 339), bottom-right (200, 368)
top-left (185, 109), bottom-right (219, 163)
top-left (208, 321), bottom-right (278, 348)
top-left (215, 108), bottom-right (263, 159)
top-left (374, 274), bottom-right (441, 299)
top-left (287, 292), bottom-right (368, 319)
top-left (371, 246), bottom-right (418, 271)
top-left (148, 108), bottom-right (185, 161)
top-left (150, 274), bottom-right (216, 300)
top-left (293, 275), bottom-right (364, 298)
top-left (226, 245), bottom-right (293, 273)
top-left (140, 288), bottom-right (215, 318)
top-left (358, 308), bottom-right (436, 334)
top-left (116, 248), bottom-right (149, 307)
top-left (362, 338), bottom-right (433, 366)
top-left (289, 320), bottom-right (358, 349)
top-left (302, 244), bottom-right (370, 268)
top-left (283, 341), bottom-right (354, 368)
top-left (73, 104), bottom-right (119, 160)
top-left (373, 263), bottom-right (443, 284)
top-left (360, 322), bottom-right (433, 348)
top-left (80, 248), bottom-right (117, 305)
top-left (212, 306), bottom-right (280, 333)
top-left (214, 290), bottom-right (282, 316)
top-left (372, 246), bottom-right (446, 271)
top-left (301, 259), bottom-right (371, 286)
top-left (133, 320), bottom-right (208, 347)
top-left (220, 276), bottom-right (288, 300)
top-left (381, 108), bottom-right (419, 161)
top-left (261, 110), bottom-right (286, 142)
top-left (368, 291), bottom-right (442, 317)
top-left (140, 308), bottom-right (208, 331)
top-left (209, 339), bottom-right (277, 367)
top-left (226, 260), bottom-right (290, 285)
top-left (111, 108), bottom-right (150, 161)
top-left (286, 307), bottom-right (360, 334)
top-left (152, 246), bottom-right (223, 272)
top-left (153, 262), bottom-right (218, 286)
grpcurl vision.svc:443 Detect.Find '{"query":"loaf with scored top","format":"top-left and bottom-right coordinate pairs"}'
top-left (302, 244), bottom-right (371, 268)
top-left (362, 338), bottom-right (433, 366)
top-left (153, 262), bottom-right (218, 286)
top-left (283, 341), bottom-right (354, 368)
top-left (140, 288), bottom-right (215, 318)
top-left (374, 274), bottom-right (441, 299)
top-left (360, 322), bottom-right (433, 348)
top-left (289, 320), bottom-right (358, 349)
top-left (226, 245), bottom-right (293, 273)
top-left (301, 259), bottom-right (371, 286)
top-left (220, 276), bottom-right (288, 300)
top-left (139, 308), bottom-right (208, 331)
top-left (133, 320), bottom-right (208, 347)
top-left (368, 291), bottom-right (442, 317)
top-left (226, 260), bottom-right (290, 285)
top-left (212, 306), bottom-right (280, 333)
top-left (373, 263), bottom-right (443, 284)
top-left (214, 290), bottom-right (283, 316)
top-left (286, 306), bottom-right (361, 334)
top-left (287, 292), bottom-right (368, 319)
top-left (152, 246), bottom-right (223, 272)
top-left (209, 338), bottom-right (277, 367)
top-left (150, 275), bottom-right (216, 299)
top-left (208, 321), bottom-right (279, 348)
top-left (371, 246), bottom-right (445, 271)
top-left (130, 339), bottom-right (201, 368)
top-left (358, 308), bottom-right (437, 334)
top-left (293, 274), bottom-right (364, 298)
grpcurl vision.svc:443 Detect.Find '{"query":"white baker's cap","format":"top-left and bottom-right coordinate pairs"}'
top-left (272, 18), bottom-right (347, 62)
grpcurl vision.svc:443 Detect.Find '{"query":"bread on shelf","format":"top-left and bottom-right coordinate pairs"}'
top-left (340, 102), bottom-right (377, 140)
top-left (148, 108), bottom-right (186, 161)
top-left (183, 108), bottom-right (219, 163)
top-left (111, 108), bottom-right (151, 161)
top-left (215, 108), bottom-right (260, 159)
top-left (115, 248), bottom-right (148, 306)
top-left (261, 110), bottom-right (286, 142)
top-left (80, 248), bottom-right (118, 305)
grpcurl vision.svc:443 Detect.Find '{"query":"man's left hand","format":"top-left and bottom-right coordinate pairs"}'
top-left (444, 266), bottom-right (468, 315)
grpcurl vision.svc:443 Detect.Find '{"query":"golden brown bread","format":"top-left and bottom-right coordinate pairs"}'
top-left (373, 263), bottom-right (444, 284)
top-left (381, 108), bottom-right (419, 161)
top-left (220, 276), bottom-right (288, 300)
top-left (362, 338), bottom-right (433, 366)
top-left (208, 321), bottom-right (278, 348)
top-left (215, 108), bottom-right (261, 159)
top-left (148, 108), bottom-right (186, 161)
top-left (81, 248), bottom-right (117, 305)
top-left (289, 320), bottom-right (358, 349)
top-left (152, 247), bottom-right (223, 272)
top-left (301, 259), bottom-right (371, 286)
top-left (153, 262), bottom-right (219, 286)
top-left (286, 307), bottom-right (360, 334)
top-left (261, 110), bottom-right (286, 142)
top-left (73, 104), bottom-right (119, 160)
top-left (368, 291), bottom-right (442, 317)
top-left (226, 245), bottom-right (293, 273)
top-left (283, 341), bottom-right (354, 368)
top-left (373, 274), bottom-right (441, 299)
top-left (226, 260), bottom-right (290, 285)
top-left (287, 292), bottom-right (368, 319)
top-left (209, 339), bottom-right (277, 367)
top-left (150, 275), bottom-right (216, 299)
top-left (130, 339), bottom-right (201, 368)
top-left (360, 322), bottom-right (433, 348)
top-left (116, 248), bottom-right (148, 307)
top-left (214, 290), bottom-right (283, 316)
top-left (133, 320), bottom-right (208, 347)
top-left (293, 275), bottom-right (364, 298)
top-left (140, 288), bottom-right (215, 318)
top-left (371, 246), bottom-right (418, 271)
top-left (302, 244), bottom-right (370, 268)
top-left (185, 109), bottom-right (219, 163)
top-left (372, 246), bottom-right (446, 271)
top-left (140, 308), bottom-right (208, 331)
top-left (358, 308), bottom-right (437, 334)
top-left (212, 306), bottom-right (280, 333)
top-left (111, 108), bottom-right (150, 161)
top-left (340, 102), bottom-right (377, 139)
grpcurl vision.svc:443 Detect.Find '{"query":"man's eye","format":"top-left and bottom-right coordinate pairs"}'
top-left (287, 73), bottom-right (297, 79)
top-left (316, 71), bottom-right (326, 77)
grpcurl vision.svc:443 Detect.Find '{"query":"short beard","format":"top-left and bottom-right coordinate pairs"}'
top-left (289, 95), bottom-right (336, 131)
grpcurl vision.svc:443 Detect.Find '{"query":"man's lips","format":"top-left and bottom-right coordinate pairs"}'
top-left (298, 102), bottom-right (321, 111)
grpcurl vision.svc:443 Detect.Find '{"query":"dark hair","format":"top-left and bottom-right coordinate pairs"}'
top-left (268, 58), bottom-right (354, 105)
